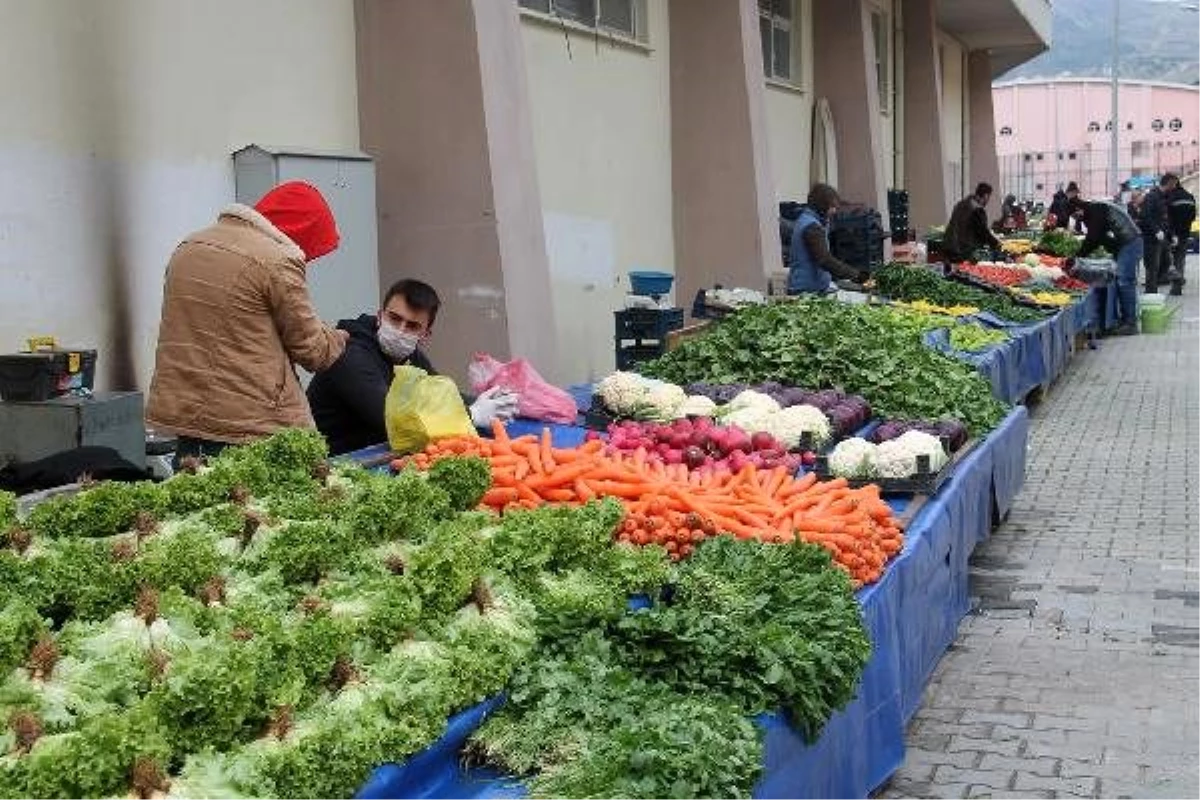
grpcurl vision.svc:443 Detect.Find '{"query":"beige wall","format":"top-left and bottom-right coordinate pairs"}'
top-left (764, 86), bottom-right (814, 203)
top-left (0, 0), bottom-right (359, 391)
top-left (763, 0), bottom-right (815, 203)
top-left (356, 0), bottom-right (556, 387)
top-left (518, 2), bottom-right (674, 385)
top-left (939, 33), bottom-right (967, 202)
top-left (901, 0), bottom-right (949, 231)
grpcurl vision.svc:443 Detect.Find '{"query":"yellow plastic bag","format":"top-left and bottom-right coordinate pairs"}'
top-left (385, 365), bottom-right (477, 454)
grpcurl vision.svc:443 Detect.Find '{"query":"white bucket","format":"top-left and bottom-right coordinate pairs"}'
top-left (1142, 293), bottom-right (1167, 307)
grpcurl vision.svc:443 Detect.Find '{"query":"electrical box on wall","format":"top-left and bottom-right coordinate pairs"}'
top-left (232, 145), bottom-right (381, 360)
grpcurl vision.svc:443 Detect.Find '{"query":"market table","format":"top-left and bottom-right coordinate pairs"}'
top-left (349, 406), bottom-right (1030, 800)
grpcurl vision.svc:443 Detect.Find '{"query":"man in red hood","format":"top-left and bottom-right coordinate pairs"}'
top-left (147, 181), bottom-right (349, 467)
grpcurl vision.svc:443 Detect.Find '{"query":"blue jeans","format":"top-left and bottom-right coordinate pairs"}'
top-left (1115, 238), bottom-right (1142, 327)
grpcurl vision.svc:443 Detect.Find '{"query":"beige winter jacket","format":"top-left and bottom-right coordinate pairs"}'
top-left (146, 205), bottom-right (346, 443)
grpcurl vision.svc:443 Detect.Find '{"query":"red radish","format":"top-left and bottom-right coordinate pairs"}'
top-left (585, 430), bottom-right (601, 442)
top-left (800, 451), bottom-right (816, 467)
top-left (663, 449), bottom-right (684, 465)
top-left (750, 432), bottom-right (776, 451)
top-left (682, 446), bottom-right (707, 469)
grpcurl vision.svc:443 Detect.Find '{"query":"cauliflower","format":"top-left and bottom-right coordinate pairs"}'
top-left (893, 430), bottom-right (949, 472)
top-left (874, 439), bottom-right (918, 478)
top-left (765, 404), bottom-right (832, 449)
top-left (597, 372), bottom-right (647, 414)
top-left (678, 395), bottom-right (718, 418)
top-left (828, 438), bottom-right (878, 479)
top-left (725, 390), bottom-right (781, 414)
top-left (596, 372), bottom-right (688, 421)
top-left (722, 407), bottom-right (776, 435)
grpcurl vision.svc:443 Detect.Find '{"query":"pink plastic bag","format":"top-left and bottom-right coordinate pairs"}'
top-left (468, 353), bottom-right (578, 424)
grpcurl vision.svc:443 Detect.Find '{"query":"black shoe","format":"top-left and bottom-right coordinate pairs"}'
top-left (1166, 269), bottom-right (1183, 282)
top-left (1113, 323), bottom-right (1139, 336)
top-left (1170, 285), bottom-right (1183, 296)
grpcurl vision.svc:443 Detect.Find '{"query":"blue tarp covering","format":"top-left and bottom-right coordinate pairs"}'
top-left (351, 407), bottom-right (1030, 799)
top-left (928, 293), bottom-right (1092, 403)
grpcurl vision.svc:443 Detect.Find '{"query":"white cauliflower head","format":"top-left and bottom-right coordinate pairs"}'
top-left (894, 430), bottom-right (949, 472)
top-left (765, 404), bottom-right (831, 449)
top-left (722, 407), bottom-right (775, 435)
top-left (679, 395), bottom-right (718, 418)
top-left (597, 371), bottom-right (648, 414)
top-left (828, 438), bottom-right (878, 478)
top-left (726, 389), bottom-right (781, 414)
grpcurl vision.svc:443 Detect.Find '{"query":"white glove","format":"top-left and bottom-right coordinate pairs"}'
top-left (1155, 230), bottom-right (1165, 242)
top-left (469, 386), bottom-right (520, 428)
top-left (1171, 236), bottom-right (1179, 247)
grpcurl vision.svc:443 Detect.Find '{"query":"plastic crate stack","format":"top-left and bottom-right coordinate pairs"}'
top-left (613, 308), bottom-right (685, 370)
top-left (828, 207), bottom-right (886, 271)
top-left (887, 189), bottom-right (912, 244)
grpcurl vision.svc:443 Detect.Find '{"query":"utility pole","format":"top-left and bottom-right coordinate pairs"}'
top-left (1109, 0), bottom-right (1120, 199)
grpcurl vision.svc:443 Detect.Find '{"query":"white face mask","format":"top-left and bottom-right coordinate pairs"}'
top-left (377, 322), bottom-right (420, 362)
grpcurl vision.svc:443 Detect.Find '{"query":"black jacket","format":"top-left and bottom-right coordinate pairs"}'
top-left (943, 195), bottom-right (999, 262)
top-left (306, 314), bottom-right (438, 456)
top-left (1077, 201), bottom-right (1140, 258)
top-left (1166, 186), bottom-right (1197, 238)
top-left (1137, 187), bottom-right (1169, 239)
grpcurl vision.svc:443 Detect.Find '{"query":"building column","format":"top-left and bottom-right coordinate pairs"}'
top-left (811, 0), bottom-right (888, 214)
top-left (669, 0), bottom-right (780, 305)
top-left (900, 0), bottom-right (949, 232)
top-left (966, 50), bottom-right (1000, 197)
top-left (354, 0), bottom-right (555, 384)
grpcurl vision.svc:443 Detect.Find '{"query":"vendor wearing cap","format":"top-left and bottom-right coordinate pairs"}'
top-left (307, 279), bottom-right (519, 456)
top-left (147, 181), bottom-right (349, 467)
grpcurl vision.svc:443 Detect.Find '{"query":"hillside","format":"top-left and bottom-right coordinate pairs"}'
top-left (999, 0), bottom-right (1199, 85)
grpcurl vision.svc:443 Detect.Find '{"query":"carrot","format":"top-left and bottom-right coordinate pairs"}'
top-left (513, 460), bottom-right (531, 482)
top-left (542, 488), bottom-right (576, 503)
top-left (490, 419), bottom-right (510, 443)
top-left (540, 428), bottom-right (556, 472)
top-left (481, 487), bottom-right (519, 506)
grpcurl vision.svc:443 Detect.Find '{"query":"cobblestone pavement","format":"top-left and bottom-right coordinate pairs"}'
top-left (879, 257), bottom-right (1200, 799)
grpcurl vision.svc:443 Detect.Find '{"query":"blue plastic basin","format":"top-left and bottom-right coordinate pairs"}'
top-left (629, 270), bottom-right (674, 296)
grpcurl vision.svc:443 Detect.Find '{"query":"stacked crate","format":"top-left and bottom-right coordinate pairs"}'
top-left (613, 308), bottom-right (685, 370)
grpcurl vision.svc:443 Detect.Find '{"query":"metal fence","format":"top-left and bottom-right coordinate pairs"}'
top-left (998, 144), bottom-right (1200, 204)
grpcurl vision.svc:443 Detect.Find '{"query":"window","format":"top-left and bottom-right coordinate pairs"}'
top-left (1069, 152), bottom-right (1077, 160)
top-left (518, 0), bottom-right (641, 40)
top-left (1088, 122), bottom-right (1101, 132)
top-left (1125, 122), bottom-right (1134, 131)
top-left (1023, 154), bottom-right (1033, 162)
top-left (1170, 118), bottom-right (1183, 131)
top-left (759, 0), bottom-right (795, 82)
top-left (999, 125), bottom-right (1013, 136)
top-left (1152, 119), bottom-right (1165, 132)
top-left (1035, 183), bottom-right (1044, 191)
top-left (1105, 121), bottom-right (1113, 131)
top-left (1132, 140), bottom-right (1149, 157)
top-left (1036, 153), bottom-right (1044, 161)
top-left (870, 10), bottom-right (890, 112)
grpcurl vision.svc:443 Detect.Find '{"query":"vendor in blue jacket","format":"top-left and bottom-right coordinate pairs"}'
top-left (307, 279), bottom-right (518, 455)
top-left (786, 183), bottom-right (871, 295)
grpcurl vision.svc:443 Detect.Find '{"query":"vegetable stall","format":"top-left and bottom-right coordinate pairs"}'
top-left (0, 254), bottom-right (1103, 799)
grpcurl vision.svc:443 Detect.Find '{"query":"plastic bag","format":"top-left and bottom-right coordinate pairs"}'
top-left (385, 365), bottom-right (477, 454)
top-left (468, 353), bottom-right (578, 424)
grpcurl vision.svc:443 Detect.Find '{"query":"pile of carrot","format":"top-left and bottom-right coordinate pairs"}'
top-left (392, 422), bottom-right (905, 586)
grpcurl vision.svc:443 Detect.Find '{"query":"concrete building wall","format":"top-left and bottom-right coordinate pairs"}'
top-left (519, 2), bottom-right (674, 384)
top-left (938, 34), bottom-right (967, 203)
top-left (763, 0), bottom-right (815, 203)
top-left (0, 0), bottom-right (360, 391)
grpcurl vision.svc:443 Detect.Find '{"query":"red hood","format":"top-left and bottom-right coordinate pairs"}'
top-left (254, 181), bottom-right (340, 262)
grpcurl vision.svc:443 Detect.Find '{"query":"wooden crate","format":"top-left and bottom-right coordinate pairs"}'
top-left (665, 320), bottom-right (713, 351)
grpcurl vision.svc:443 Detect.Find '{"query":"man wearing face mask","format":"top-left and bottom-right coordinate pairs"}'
top-left (306, 279), bottom-right (519, 456)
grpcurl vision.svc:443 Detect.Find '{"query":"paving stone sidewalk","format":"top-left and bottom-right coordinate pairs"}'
top-left (880, 260), bottom-right (1200, 799)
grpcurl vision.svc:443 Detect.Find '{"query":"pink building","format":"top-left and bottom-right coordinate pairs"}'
top-left (992, 78), bottom-right (1199, 203)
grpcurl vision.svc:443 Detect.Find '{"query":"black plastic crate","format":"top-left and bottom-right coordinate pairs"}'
top-left (615, 343), bottom-right (667, 370)
top-left (0, 350), bottom-right (97, 402)
top-left (810, 438), bottom-right (976, 496)
top-left (614, 308), bottom-right (685, 340)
